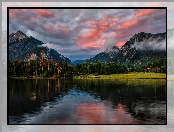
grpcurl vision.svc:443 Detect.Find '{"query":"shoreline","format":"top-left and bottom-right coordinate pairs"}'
top-left (9, 73), bottom-right (166, 79)
top-left (73, 73), bottom-right (166, 79)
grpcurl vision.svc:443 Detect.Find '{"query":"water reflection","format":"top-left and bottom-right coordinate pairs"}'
top-left (9, 79), bottom-right (166, 124)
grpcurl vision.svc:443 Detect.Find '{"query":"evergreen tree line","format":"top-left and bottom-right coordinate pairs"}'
top-left (9, 59), bottom-right (166, 78)
top-left (9, 59), bottom-right (74, 78)
top-left (132, 59), bottom-right (166, 73)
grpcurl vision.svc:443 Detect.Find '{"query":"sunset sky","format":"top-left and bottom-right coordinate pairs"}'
top-left (7, 7), bottom-right (166, 61)
top-left (2, 2), bottom-right (174, 132)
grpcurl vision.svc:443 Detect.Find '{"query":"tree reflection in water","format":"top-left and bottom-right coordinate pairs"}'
top-left (9, 78), bottom-right (166, 124)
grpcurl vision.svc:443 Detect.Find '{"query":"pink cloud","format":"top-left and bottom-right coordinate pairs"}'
top-left (8, 8), bottom-right (166, 55)
top-left (34, 9), bottom-right (59, 18)
top-left (9, 9), bottom-right (27, 18)
top-left (135, 9), bottom-right (154, 18)
top-left (118, 20), bottom-right (138, 29)
top-left (116, 41), bottom-right (125, 48)
top-left (77, 17), bottom-right (119, 49)
top-left (9, 9), bottom-right (58, 20)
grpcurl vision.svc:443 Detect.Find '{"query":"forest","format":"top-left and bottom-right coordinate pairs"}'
top-left (9, 56), bottom-right (166, 78)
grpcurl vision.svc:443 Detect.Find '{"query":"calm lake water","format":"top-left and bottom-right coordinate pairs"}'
top-left (8, 78), bottom-right (166, 124)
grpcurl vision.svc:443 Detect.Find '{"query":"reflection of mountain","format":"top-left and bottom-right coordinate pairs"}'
top-left (9, 79), bottom-right (65, 118)
top-left (73, 79), bottom-right (166, 124)
top-left (9, 30), bottom-right (72, 64)
top-left (9, 79), bottom-right (166, 124)
top-left (132, 100), bottom-right (166, 124)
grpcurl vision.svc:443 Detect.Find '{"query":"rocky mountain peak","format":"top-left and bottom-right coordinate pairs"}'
top-left (9, 30), bottom-right (73, 64)
top-left (86, 31), bottom-right (166, 65)
top-left (131, 32), bottom-right (153, 42)
top-left (122, 32), bottom-right (166, 51)
top-left (9, 30), bottom-right (28, 43)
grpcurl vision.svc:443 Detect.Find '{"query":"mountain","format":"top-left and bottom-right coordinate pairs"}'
top-left (9, 30), bottom-right (73, 64)
top-left (86, 45), bottom-right (120, 63)
top-left (9, 30), bottom-right (44, 60)
top-left (49, 49), bottom-right (72, 64)
top-left (9, 30), bottom-right (28, 43)
top-left (104, 45), bottom-right (120, 54)
top-left (87, 32), bottom-right (166, 67)
top-left (73, 60), bottom-right (86, 65)
top-left (118, 32), bottom-right (166, 67)
top-left (8, 30), bottom-right (167, 67)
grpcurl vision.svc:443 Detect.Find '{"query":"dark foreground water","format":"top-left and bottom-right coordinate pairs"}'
top-left (8, 78), bottom-right (166, 124)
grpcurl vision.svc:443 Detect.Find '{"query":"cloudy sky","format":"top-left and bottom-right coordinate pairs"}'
top-left (6, 4), bottom-right (166, 61)
top-left (2, 2), bottom-right (174, 132)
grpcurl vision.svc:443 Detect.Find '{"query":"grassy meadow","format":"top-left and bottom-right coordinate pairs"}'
top-left (73, 72), bottom-right (166, 79)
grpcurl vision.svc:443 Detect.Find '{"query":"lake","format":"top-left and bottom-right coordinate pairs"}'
top-left (8, 78), bottom-right (166, 124)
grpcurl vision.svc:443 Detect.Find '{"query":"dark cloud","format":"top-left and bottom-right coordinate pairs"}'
top-left (9, 9), bottom-right (166, 61)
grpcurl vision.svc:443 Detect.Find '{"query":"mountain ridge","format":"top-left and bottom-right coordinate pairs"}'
top-left (8, 30), bottom-right (166, 67)
top-left (86, 31), bottom-right (166, 67)
top-left (86, 45), bottom-right (120, 63)
top-left (9, 30), bottom-right (73, 65)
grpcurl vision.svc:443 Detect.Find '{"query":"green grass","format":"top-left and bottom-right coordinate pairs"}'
top-left (11, 72), bottom-right (166, 79)
top-left (73, 72), bottom-right (166, 79)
